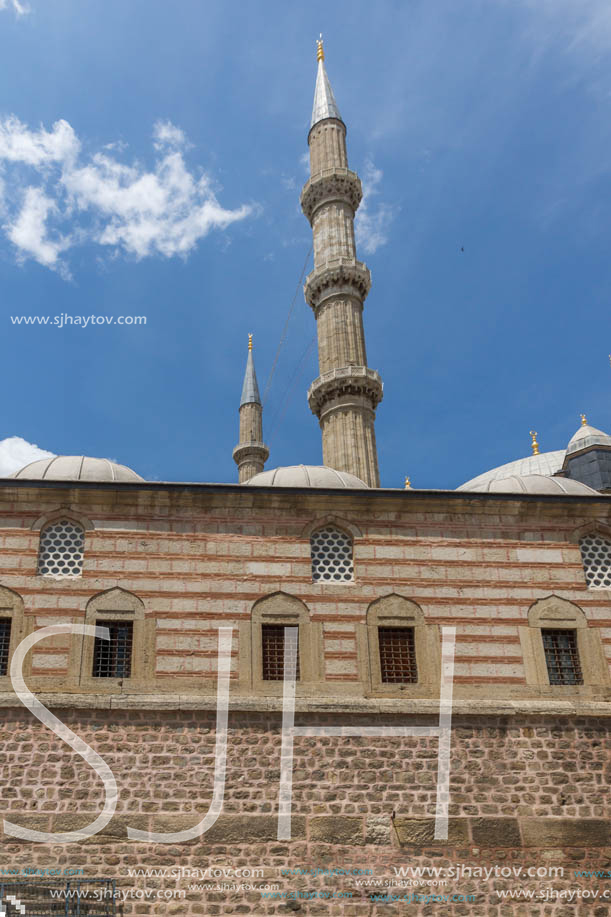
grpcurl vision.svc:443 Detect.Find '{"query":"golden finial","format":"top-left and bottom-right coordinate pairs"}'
top-left (404, 476), bottom-right (411, 489)
top-left (248, 333), bottom-right (253, 352)
top-left (580, 413), bottom-right (587, 426)
top-left (529, 431), bottom-right (539, 455)
top-left (316, 34), bottom-right (324, 62)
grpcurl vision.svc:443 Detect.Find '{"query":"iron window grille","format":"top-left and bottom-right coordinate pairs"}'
top-left (310, 526), bottom-right (354, 582)
top-left (378, 627), bottom-right (418, 684)
top-left (262, 624), bottom-right (300, 681)
top-left (0, 618), bottom-right (11, 677)
top-left (38, 520), bottom-right (85, 577)
top-left (579, 534), bottom-right (611, 589)
top-left (92, 621), bottom-right (133, 678)
top-left (542, 629), bottom-right (583, 685)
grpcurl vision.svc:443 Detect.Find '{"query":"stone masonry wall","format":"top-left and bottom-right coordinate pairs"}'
top-left (1, 708), bottom-right (609, 916)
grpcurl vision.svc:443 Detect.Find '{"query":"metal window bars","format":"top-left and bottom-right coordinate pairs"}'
top-left (378, 627), bottom-right (418, 684)
top-left (0, 618), bottom-right (11, 677)
top-left (262, 624), bottom-right (300, 681)
top-left (92, 621), bottom-right (133, 678)
top-left (542, 628), bottom-right (583, 685)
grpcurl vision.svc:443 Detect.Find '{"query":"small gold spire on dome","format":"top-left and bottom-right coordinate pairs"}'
top-left (404, 476), bottom-right (411, 489)
top-left (581, 413), bottom-right (587, 426)
top-left (316, 34), bottom-right (324, 62)
top-left (529, 431), bottom-right (539, 455)
top-left (248, 333), bottom-right (253, 352)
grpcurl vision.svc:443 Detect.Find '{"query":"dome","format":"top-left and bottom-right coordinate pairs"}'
top-left (245, 465), bottom-right (368, 488)
top-left (10, 455), bottom-right (143, 482)
top-left (458, 450), bottom-right (565, 491)
top-left (566, 422), bottom-right (611, 455)
top-left (460, 473), bottom-right (598, 496)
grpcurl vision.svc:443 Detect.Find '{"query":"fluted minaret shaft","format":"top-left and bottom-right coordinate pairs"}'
top-left (233, 336), bottom-right (269, 483)
top-left (301, 42), bottom-right (383, 487)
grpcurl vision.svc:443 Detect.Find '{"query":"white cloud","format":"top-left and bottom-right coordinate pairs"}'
top-left (0, 436), bottom-right (54, 477)
top-left (0, 117), bottom-right (253, 271)
top-left (354, 158), bottom-right (395, 255)
top-left (153, 120), bottom-right (188, 151)
top-left (0, 117), bottom-right (79, 166)
top-left (0, 0), bottom-right (30, 16)
top-left (7, 187), bottom-right (69, 267)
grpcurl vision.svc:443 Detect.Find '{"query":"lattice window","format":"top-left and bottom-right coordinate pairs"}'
top-left (542, 629), bottom-right (583, 685)
top-left (378, 627), bottom-right (418, 684)
top-left (310, 526), bottom-right (354, 582)
top-left (262, 624), bottom-right (300, 681)
top-left (92, 621), bottom-right (133, 678)
top-left (0, 618), bottom-right (11, 677)
top-left (579, 534), bottom-right (611, 588)
top-left (38, 520), bottom-right (84, 576)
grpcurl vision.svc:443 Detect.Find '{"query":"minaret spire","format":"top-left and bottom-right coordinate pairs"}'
top-left (301, 40), bottom-right (383, 487)
top-left (232, 335), bottom-right (269, 483)
top-left (311, 37), bottom-right (342, 128)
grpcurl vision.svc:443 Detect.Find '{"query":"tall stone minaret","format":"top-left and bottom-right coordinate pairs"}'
top-left (232, 335), bottom-right (269, 483)
top-left (301, 39), bottom-right (383, 487)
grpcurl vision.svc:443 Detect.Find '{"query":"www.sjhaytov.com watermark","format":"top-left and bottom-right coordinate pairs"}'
top-left (10, 315), bottom-right (146, 328)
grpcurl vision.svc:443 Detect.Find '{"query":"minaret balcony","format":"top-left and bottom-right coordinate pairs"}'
top-left (300, 168), bottom-right (362, 223)
top-left (304, 258), bottom-right (371, 310)
top-left (307, 366), bottom-right (384, 416)
top-left (232, 442), bottom-right (270, 465)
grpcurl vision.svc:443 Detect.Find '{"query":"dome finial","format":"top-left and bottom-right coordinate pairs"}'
top-left (581, 413), bottom-right (587, 426)
top-left (404, 475), bottom-right (411, 489)
top-left (316, 34), bottom-right (324, 62)
top-left (529, 431), bottom-right (539, 455)
top-left (248, 333), bottom-right (253, 352)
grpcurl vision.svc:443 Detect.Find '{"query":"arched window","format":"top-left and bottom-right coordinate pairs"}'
top-left (38, 520), bottom-right (85, 577)
top-left (310, 525), bottom-right (354, 582)
top-left (250, 592), bottom-right (322, 692)
top-left (366, 595), bottom-right (440, 693)
top-left (76, 588), bottom-right (152, 687)
top-left (520, 595), bottom-right (610, 692)
top-left (579, 534), bottom-right (611, 588)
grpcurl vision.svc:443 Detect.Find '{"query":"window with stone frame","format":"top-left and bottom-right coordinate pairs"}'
top-left (0, 618), bottom-right (11, 677)
top-left (38, 520), bottom-right (85, 577)
top-left (378, 627), bottom-right (418, 684)
top-left (579, 534), bottom-right (611, 589)
top-left (541, 629), bottom-right (583, 686)
top-left (92, 620), bottom-right (133, 678)
top-left (261, 624), bottom-right (300, 681)
top-left (310, 525), bottom-right (354, 583)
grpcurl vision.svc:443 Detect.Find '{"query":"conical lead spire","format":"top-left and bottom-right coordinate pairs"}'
top-left (310, 38), bottom-right (342, 128)
top-left (233, 334), bottom-right (269, 482)
top-left (240, 334), bottom-right (261, 406)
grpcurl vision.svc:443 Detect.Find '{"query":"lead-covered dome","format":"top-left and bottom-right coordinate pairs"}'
top-left (245, 465), bottom-right (368, 488)
top-left (458, 450), bottom-right (565, 491)
top-left (460, 473), bottom-right (598, 495)
top-left (10, 455), bottom-right (143, 482)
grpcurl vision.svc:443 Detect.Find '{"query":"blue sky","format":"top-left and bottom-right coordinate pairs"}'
top-left (0, 0), bottom-right (610, 487)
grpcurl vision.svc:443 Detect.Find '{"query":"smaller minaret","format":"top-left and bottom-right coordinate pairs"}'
top-left (232, 334), bottom-right (269, 483)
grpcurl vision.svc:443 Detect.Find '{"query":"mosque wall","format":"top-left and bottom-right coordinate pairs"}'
top-left (0, 482), bottom-right (609, 913)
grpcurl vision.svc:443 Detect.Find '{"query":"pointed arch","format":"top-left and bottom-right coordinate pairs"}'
top-left (520, 595), bottom-right (609, 691)
top-left (31, 507), bottom-right (94, 532)
top-left (249, 592), bottom-right (321, 691)
top-left (75, 588), bottom-right (152, 687)
top-left (364, 594), bottom-right (439, 694)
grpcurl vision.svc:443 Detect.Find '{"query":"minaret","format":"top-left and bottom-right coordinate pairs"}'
top-left (300, 38), bottom-right (383, 487)
top-left (232, 334), bottom-right (269, 483)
